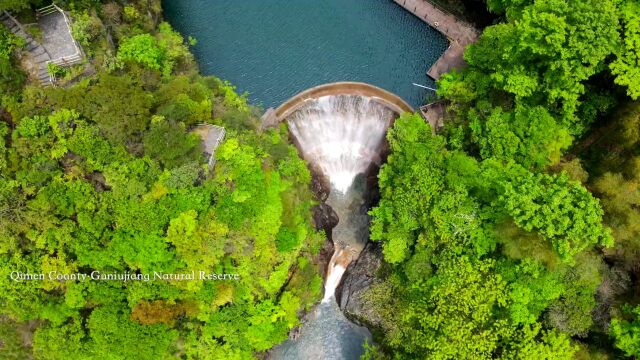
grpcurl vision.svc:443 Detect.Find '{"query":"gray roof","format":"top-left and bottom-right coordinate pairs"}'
top-left (192, 124), bottom-right (226, 168)
top-left (193, 124), bottom-right (225, 154)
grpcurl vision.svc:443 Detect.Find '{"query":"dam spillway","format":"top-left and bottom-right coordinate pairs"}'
top-left (287, 95), bottom-right (396, 268)
top-left (271, 93), bottom-right (400, 359)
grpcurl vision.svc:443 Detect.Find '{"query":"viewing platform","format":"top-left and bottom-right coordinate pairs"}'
top-left (0, 4), bottom-right (83, 86)
top-left (394, 0), bottom-right (479, 80)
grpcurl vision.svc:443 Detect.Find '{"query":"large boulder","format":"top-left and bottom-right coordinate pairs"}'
top-left (337, 241), bottom-right (384, 328)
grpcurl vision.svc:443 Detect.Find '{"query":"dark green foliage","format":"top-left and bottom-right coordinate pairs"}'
top-left (0, 317), bottom-right (30, 359)
top-left (437, 0), bottom-right (630, 171)
top-left (610, 305), bottom-right (640, 357)
top-left (143, 118), bottom-right (201, 168)
top-left (1, 0), bottom-right (639, 358)
top-left (0, 25), bottom-right (25, 95)
top-left (85, 74), bottom-right (153, 145)
top-left (368, 114), bottom-right (611, 358)
top-left (0, 4), bottom-right (323, 358)
top-left (430, 1), bottom-right (640, 355)
top-left (155, 75), bottom-right (213, 126)
top-left (0, 0), bottom-right (41, 11)
top-left (470, 105), bottom-right (572, 170)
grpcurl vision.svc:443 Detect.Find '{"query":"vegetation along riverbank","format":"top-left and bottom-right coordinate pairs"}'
top-left (0, 0), bottom-right (639, 359)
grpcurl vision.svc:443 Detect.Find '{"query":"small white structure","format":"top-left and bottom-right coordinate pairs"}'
top-left (192, 124), bottom-right (226, 169)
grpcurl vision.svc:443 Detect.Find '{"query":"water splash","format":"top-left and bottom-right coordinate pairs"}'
top-left (287, 95), bottom-right (395, 194)
top-left (288, 95), bottom-right (394, 299)
top-left (271, 95), bottom-right (394, 359)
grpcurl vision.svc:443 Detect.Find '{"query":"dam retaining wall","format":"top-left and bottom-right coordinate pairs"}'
top-left (261, 82), bottom-right (414, 128)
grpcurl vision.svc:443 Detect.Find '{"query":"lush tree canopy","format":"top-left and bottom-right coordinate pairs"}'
top-left (0, 2), bottom-right (324, 358)
top-left (368, 114), bottom-right (609, 358)
top-left (1, 0), bottom-right (640, 358)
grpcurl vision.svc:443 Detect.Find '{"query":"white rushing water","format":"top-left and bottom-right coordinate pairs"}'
top-left (272, 94), bottom-right (395, 360)
top-left (288, 95), bottom-right (394, 302)
top-left (322, 263), bottom-right (346, 302)
top-left (287, 95), bottom-right (394, 194)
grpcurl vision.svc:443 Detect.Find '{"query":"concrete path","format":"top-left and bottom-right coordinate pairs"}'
top-left (0, 11), bottom-right (52, 85)
top-left (393, 0), bottom-right (479, 79)
top-left (38, 11), bottom-right (77, 60)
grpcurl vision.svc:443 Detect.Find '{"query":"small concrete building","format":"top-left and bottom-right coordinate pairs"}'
top-left (192, 124), bottom-right (226, 169)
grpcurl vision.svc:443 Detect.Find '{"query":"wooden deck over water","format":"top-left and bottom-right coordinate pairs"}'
top-left (394, 0), bottom-right (479, 80)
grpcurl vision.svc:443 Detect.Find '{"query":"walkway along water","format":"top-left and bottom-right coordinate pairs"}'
top-left (393, 0), bottom-right (479, 80)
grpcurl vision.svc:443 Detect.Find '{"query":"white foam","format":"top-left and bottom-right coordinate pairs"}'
top-left (322, 263), bottom-right (346, 302)
top-left (287, 95), bottom-right (394, 194)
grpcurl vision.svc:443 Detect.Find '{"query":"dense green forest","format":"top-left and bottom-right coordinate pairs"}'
top-left (0, 0), bottom-right (639, 359)
top-left (366, 0), bottom-right (640, 358)
top-left (1, 1), bottom-right (324, 358)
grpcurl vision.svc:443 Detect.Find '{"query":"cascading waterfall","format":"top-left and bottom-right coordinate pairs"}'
top-left (287, 95), bottom-right (393, 195)
top-left (322, 249), bottom-right (347, 302)
top-left (271, 94), bottom-right (395, 359)
top-left (287, 95), bottom-right (394, 302)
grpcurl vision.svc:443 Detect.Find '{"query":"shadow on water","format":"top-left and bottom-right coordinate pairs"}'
top-left (271, 95), bottom-right (396, 359)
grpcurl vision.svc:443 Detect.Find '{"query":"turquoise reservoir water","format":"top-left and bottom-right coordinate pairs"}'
top-left (162, 0), bottom-right (448, 107)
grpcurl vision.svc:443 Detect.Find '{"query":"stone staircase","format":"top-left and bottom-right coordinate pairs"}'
top-left (0, 10), bottom-right (53, 85)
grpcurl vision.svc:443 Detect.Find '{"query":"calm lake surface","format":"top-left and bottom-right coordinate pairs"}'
top-left (162, 0), bottom-right (448, 108)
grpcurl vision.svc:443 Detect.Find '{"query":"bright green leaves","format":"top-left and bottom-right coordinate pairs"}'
top-left (275, 227), bottom-right (300, 252)
top-left (12, 109), bottom-right (80, 162)
top-left (117, 22), bottom-right (193, 78)
top-left (32, 316), bottom-right (87, 359)
top-left (388, 256), bottom-right (509, 358)
top-left (610, 1), bottom-right (640, 100)
top-left (500, 170), bottom-right (613, 260)
top-left (502, 325), bottom-right (578, 359)
top-left (166, 210), bottom-right (227, 275)
top-left (370, 113), bottom-right (446, 263)
top-left (372, 113), bottom-right (608, 265)
top-left (1, 66), bottom-right (321, 358)
top-left (471, 105), bottom-right (572, 170)
top-left (440, 0), bottom-right (625, 172)
top-left (498, 259), bottom-right (564, 325)
top-left (369, 114), bottom-right (610, 358)
top-left (14, 115), bottom-right (49, 138)
top-left (610, 305), bottom-right (640, 357)
top-left (48, 109), bottom-right (79, 159)
top-left (86, 305), bottom-right (178, 360)
top-left (515, 0), bottom-right (618, 121)
top-left (117, 33), bottom-right (166, 72)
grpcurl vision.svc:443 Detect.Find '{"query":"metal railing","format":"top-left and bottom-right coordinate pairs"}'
top-left (37, 3), bottom-right (84, 85)
top-left (36, 4), bottom-right (58, 17)
top-left (1, 10), bottom-right (28, 35)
